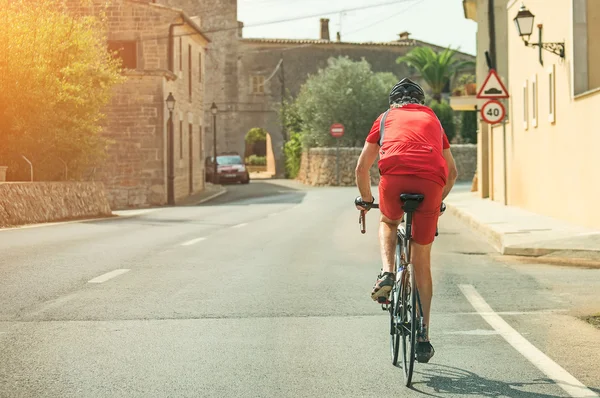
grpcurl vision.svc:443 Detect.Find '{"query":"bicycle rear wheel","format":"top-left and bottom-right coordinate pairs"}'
top-left (399, 262), bottom-right (417, 387)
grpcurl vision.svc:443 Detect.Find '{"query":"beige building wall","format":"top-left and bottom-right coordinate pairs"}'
top-left (505, 0), bottom-right (600, 228)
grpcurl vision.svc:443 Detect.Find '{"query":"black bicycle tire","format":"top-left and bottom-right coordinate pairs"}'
top-left (405, 262), bottom-right (417, 387)
top-left (389, 283), bottom-right (400, 365)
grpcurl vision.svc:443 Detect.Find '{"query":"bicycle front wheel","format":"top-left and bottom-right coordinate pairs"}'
top-left (399, 263), bottom-right (417, 387)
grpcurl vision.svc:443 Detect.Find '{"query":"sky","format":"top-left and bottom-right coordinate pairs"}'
top-left (237, 0), bottom-right (478, 56)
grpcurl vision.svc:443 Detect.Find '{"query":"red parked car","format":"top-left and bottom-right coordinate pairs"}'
top-left (205, 153), bottom-right (250, 184)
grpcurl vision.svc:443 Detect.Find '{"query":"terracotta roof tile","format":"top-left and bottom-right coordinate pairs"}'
top-left (240, 38), bottom-right (417, 47)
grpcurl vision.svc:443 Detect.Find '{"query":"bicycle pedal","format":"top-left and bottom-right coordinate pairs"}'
top-left (377, 297), bottom-right (390, 304)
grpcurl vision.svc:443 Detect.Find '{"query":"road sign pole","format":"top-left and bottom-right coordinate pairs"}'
top-left (336, 137), bottom-right (340, 186)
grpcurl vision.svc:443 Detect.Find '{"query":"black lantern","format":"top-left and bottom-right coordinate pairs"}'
top-left (513, 4), bottom-right (535, 41)
top-left (513, 3), bottom-right (565, 66)
top-left (166, 92), bottom-right (176, 112)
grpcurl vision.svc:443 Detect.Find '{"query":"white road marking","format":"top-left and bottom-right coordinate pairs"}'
top-left (180, 237), bottom-right (207, 246)
top-left (442, 329), bottom-right (499, 336)
top-left (231, 223), bottom-right (247, 229)
top-left (459, 284), bottom-right (598, 398)
top-left (268, 213), bottom-right (279, 217)
top-left (88, 269), bottom-right (130, 284)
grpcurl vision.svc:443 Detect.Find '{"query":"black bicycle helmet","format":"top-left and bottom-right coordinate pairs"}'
top-left (389, 78), bottom-right (425, 105)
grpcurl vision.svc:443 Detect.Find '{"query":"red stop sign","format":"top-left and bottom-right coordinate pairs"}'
top-left (330, 123), bottom-right (344, 138)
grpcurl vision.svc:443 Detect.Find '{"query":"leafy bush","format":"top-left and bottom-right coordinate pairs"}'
top-left (427, 100), bottom-right (456, 143)
top-left (246, 155), bottom-right (266, 166)
top-left (284, 132), bottom-right (303, 179)
top-left (460, 111), bottom-right (478, 144)
top-left (245, 128), bottom-right (267, 144)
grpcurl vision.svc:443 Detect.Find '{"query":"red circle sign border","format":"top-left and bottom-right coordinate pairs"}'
top-left (330, 123), bottom-right (345, 137)
top-left (480, 100), bottom-right (506, 125)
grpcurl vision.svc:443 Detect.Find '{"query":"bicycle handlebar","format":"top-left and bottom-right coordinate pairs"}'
top-left (357, 200), bottom-right (446, 235)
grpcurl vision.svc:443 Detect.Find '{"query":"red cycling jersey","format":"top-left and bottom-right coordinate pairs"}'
top-left (366, 104), bottom-right (450, 187)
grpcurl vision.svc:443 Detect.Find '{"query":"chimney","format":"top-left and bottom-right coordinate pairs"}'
top-left (238, 21), bottom-right (244, 38)
top-left (399, 31), bottom-right (410, 40)
top-left (320, 18), bottom-right (330, 41)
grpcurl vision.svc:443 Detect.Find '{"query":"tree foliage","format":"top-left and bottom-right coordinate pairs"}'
top-left (0, 0), bottom-right (125, 180)
top-left (427, 100), bottom-right (456, 143)
top-left (291, 56), bottom-right (397, 148)
top-left (397, 47), bottom-right (474, 102)
top-left (460, 111), bottom-right (478, 144)
top-left (244, 128), bottom-right (267, 144)
top-left (283, 132), bottom-right (302, 179)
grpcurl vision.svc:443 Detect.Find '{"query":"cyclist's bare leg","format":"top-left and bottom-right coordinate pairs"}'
top-left (379, 215), bottom-right (401, 273)
top-left (410, 241), bottom-right (433, 341)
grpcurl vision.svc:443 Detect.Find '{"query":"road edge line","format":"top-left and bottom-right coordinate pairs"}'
top-left (458, 284), bottom-right (598, 398)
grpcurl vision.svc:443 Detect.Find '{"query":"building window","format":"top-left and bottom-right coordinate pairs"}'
top-left (573, 0), bottom-right (600, 95)
top-left (107, 40), bottom-right (137, 69)
top-left (548, 65), bottom-right (556, 123)
top-left (523, 80), bottom-right (528, 130)
top-left (531, 74), bottom-right (538, 128)
top-left (188, 44), bottom-right (192, 101)
top-left (198, 53), bottom-right (202, 83)
top-left (179, 120), bottom-right (183, 159)
top-left (252, 75), bottom-right (265, 94)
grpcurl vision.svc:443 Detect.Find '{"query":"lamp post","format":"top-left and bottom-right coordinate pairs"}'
top-left (166, 92), bottom-right (176, 205)
top-left (211, 102), bottom-right (218, 184)
top-left (513, 3), bottom-right (565, 66)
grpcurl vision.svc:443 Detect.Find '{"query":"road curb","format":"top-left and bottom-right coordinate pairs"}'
top-left (446, 202), bottom-right (600, 269)
top-left (445, 202), bottom-right (504, 253)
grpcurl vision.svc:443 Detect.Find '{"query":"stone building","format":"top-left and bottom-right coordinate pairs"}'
top-left (157, 0), bottom-right (476, 177)
top-left (71, 0), bottom-right (209, 208)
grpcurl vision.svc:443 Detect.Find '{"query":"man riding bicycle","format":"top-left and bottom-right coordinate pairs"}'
top-left (354, 78), bottom-right (458, 362)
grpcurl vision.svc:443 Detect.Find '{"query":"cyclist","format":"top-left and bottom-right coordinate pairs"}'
top-left (354, 78), bottom-right (458, 363)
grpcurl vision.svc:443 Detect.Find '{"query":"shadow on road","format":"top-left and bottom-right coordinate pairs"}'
top-left (409, 364), bottom-right (598, 397)
top-left (198, 180), bottom-right (307, 207)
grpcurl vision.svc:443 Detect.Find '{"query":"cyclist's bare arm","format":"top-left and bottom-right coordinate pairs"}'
top-left (441, 148), bottom-right (458, 200)
top-left (355, 141), bottom-right (379, 203)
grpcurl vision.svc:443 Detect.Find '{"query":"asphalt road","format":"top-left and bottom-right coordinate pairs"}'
top-left (1, 180), bottom-right (599, 398)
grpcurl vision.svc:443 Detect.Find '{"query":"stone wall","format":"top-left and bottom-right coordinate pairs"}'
top-left (297, 145), bottom-right (477, 186)
top-left (0, 182), bottom-right (112, 228)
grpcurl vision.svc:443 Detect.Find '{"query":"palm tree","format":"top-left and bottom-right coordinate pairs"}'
top-left (396, 47), bottom-right (475, 102)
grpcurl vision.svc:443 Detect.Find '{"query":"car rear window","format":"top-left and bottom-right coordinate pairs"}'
top-left (217, 155), bottom-right (243, 165)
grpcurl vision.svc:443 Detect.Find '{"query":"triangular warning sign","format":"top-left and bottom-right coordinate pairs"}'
top-left (476, 69), bottom-right (509, 99)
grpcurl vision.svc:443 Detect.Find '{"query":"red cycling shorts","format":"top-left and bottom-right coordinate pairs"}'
top-left (378, 174), bottom-right (443, 245)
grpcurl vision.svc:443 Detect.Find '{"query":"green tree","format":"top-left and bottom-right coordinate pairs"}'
top-left (396, 47), bottom-right (474, 102)
top-left (460, 111), bottom-right (478, 144)
top-left (244, 128), bottom-right (267, 144)
top-left (0, 0), bottom-right (124, 180)
top-left (283, 132), bottom-right (303, 179)
top-left (292, 56), bottom-right (397, 148)
top-left (428, 100), bottom-right (456, 142)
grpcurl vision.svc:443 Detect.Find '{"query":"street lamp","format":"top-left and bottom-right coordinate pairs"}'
top-left (513, 3), bottom-right (565, 66)
top-left (166, 92), bottom-right (176, 205)
top-left (211, 102), bottom-right (218, 184)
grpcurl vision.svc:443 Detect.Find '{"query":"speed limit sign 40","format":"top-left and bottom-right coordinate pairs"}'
top-left (481, 100), bottom-right (506, 124)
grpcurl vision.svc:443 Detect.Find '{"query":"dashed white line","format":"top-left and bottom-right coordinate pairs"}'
top-left (231, 223), bottom-right (247, 229)
top-left (268, 213), bottom-right (279, 217)
top-left (180, 237), bottom-right (207, 246)
top-left (459, 284), bottom-right (598, 398)
top-left (88, 269), bottom-right (130, 284)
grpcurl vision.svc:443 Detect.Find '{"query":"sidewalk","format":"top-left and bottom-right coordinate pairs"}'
top-left (445, 183), bottom-right (600, 266)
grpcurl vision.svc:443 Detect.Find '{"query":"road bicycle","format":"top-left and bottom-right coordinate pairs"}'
top-left (356, 195), bottom-right (445, 387)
